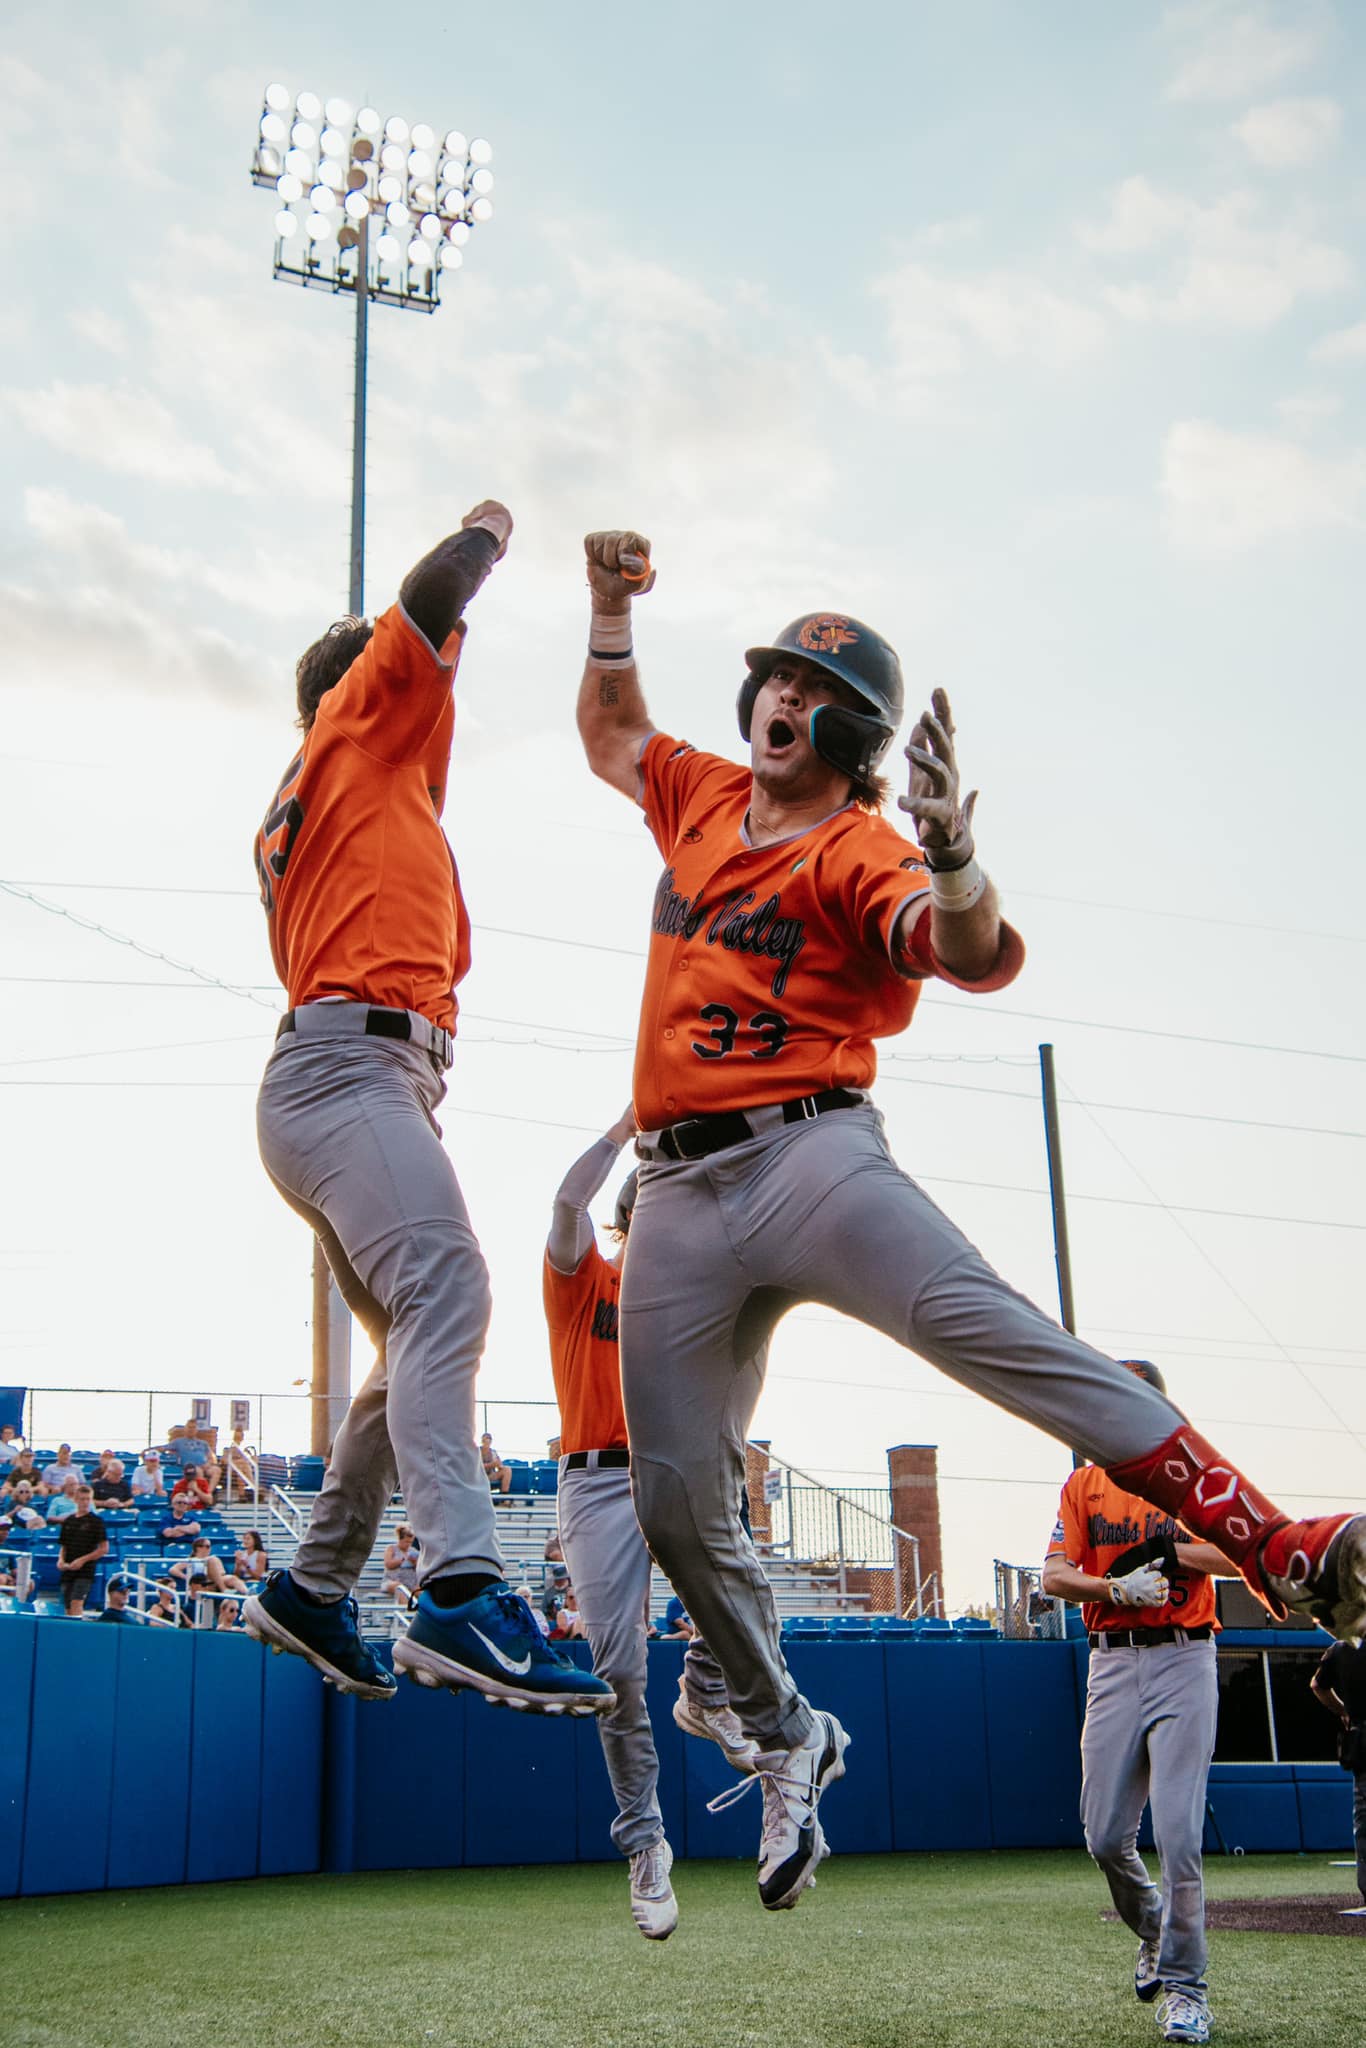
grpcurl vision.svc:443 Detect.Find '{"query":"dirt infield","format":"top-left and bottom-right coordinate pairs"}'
top-left (1109, 1897), bottom-right (1364, 1936)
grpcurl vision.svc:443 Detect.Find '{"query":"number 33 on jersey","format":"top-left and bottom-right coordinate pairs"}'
top-left (632, 734), bottom-right (1022, 1130)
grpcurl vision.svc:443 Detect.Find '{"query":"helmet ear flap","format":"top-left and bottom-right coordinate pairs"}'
top-left (736, 671), bottom-right (762, 742)
top-left (808, 703), bottom-right (894, 784)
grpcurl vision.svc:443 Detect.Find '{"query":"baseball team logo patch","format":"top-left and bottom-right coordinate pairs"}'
top-left (797, 613), bottom-right (859, 655)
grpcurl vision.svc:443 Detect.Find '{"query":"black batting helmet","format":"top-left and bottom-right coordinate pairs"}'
top-left (1120, 1357), bottom-right (1168, 1397)
top-left (614, 1169), bottom-right (639, 1236)
top-left (738, 613), bottom-right (904, 785)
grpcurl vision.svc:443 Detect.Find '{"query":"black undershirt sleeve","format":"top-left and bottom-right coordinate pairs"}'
top-left (399, 526), bottom-right (501, 651)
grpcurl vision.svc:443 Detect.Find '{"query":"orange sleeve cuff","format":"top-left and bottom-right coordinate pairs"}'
top-left (926, 917), bottom-right (1026, 994)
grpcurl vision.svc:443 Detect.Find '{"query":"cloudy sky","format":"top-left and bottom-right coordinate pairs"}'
top-left (2, 0), bottom-right (1363, 1603)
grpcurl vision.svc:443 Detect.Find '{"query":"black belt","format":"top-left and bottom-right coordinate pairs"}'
top-left (277, 1006), bottom-right (454, 1067)
top-left (563, 1449), bottom-right (631, 1470)
top-left (658, 1089), bottom-right (861, 1162)
top-left (1089, 1625), bottom-right (1214, 1649)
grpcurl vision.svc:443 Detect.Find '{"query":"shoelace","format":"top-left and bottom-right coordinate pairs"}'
top-left (707, 1746), bottom-right (815, 1849)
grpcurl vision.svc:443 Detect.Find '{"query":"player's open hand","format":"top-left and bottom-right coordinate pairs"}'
top-left (898, 687), bottom-right (977, 872)
top-left (585, 530), bottom-right (655, 603)
top-left (1109, 1564), bottom-right (1171, 1609)
top-left (461, 500), bottom-right (513, 560)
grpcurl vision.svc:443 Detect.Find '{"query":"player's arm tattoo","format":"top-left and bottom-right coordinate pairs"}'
top-left (598, 677), bottom-right (620, 707)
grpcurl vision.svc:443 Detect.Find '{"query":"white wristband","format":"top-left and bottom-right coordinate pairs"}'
top-left (589, 605), bottom-right (633, 668)
top-left (929, 856), bottom-right (988, 913)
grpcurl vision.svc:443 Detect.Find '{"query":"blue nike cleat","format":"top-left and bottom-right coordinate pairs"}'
top-left (243, 1570), bottom-right (397, 1701)
top-left (392, 1584), bottom-right (616, 1715)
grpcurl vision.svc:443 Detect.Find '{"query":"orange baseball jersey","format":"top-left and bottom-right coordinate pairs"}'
top-left (631, 733), bottom-right (1025, 1129)
top-left (254, 604), bottom-right (471, 1032)
top-left (542, 1246), bottom-right (628, 1456)
top-left (1047, 1465), bottom-right (1218, 1636)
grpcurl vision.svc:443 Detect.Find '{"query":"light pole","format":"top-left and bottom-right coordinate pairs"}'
top-left (249, 82), bottom-right (495, 1451)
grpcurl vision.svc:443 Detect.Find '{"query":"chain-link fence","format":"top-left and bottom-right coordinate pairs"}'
top-left (994, 1558), bottom-right (1066, 1639)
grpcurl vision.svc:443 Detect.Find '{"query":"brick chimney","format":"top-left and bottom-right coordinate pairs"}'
top-left (746, 1439), bottom-right (772, 1544)
top-left (887, 1443), bottom-right (944, 1615)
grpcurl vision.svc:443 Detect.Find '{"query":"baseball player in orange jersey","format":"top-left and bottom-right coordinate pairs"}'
top-left (573, 525), bottom-right (1366, 1913)
top-left (245, 499), bottom-right (611, 1717)
top-left (545, 1109), bottom-right (757, 1939)
top-left (1044, 1361), bottom-right (1233, 2047)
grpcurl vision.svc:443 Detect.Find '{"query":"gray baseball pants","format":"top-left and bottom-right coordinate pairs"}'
top-left (1080, 1637), bottom-right (1218, 1996)
top-left (558, 1456), bottom-right (728, 1857)
top-left (621, 1103), bottom-right (1186, 1750)
top-left (257, 1016), bottom-right (501, 1598)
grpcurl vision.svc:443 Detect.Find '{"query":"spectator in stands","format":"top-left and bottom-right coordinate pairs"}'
top-left (171, 1466), bottom-right (213, 1510)
top-left (660, 1594), bottom-right (695, 1641)
top-left (515, 1584), bottom-right (552, 1637)
top-left (46, 1474), bottom-right (83, 1523)
top-left (96, 1578), bottom-right (136, 1624)
top-left (88, 1449), bottom-right (116, 1484)
top-left (0, 1423), bottom-right (24, 1465)
top-left (0, 1547), bottom-right (15, 1592)
top-left (160, 1496), bottom-right (203, 1545)
top-left (0, 1448), bottom-right (39, 1499)
top-left (222, 1429), bottom-right (256, 1503)
top-left (235, 1530), bottom-right (269, 1582)
top-left (92, 1458), bottom-right (134, 1510)
top-left (480, 1433), bottom-right (512, 1496)
top-left (57, 1485), bottom-right (107, 1616)
top-left (130, 1450), bottom-right (167, 1499)
top-left (544, 1527), bottom-right (566, 1566)
top-left (39, 1444), bottom-right (83, 1495)
top-left (4, 1480), bottom-right (45, 1529)
top-left (381, 1524), bottom-right (421, 1607)
top-left (216, 1597), bottom-right (242, 1631)
top-left (549, 1590), bottom-right (586, 1643)
top-left (168, 1536), bottom-right (239, 1594)
top-left (175, 1422), bottom-right (211, 1469)
top-left (147, 1577), bottom-right (188, 1628)
top-left (541, 1562), bottom-right (571, 1624)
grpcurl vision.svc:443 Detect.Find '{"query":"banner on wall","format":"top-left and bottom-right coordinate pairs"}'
top-left (0, 1388), bottom-right (25, 1437)
top-left (231, 1399), bottom-right (251, 1432)
top-left (192, 1397), bottom-right (212, 1425)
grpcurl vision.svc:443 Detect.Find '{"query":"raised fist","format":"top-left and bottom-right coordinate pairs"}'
top-left (585, 529), bottom-right (655, 603)
top-left (461, 500), bottom-right (513, 560)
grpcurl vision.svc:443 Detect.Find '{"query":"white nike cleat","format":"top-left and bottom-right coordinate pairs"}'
top-left (1156, 1990), bottom-right (1211, 2044)
top-left (628, 1837), bottom-right (678, 1940)
top-left (707, 1709), bottom-right (850, 1911)
top-left (1135, 1933), bottom-right (1162, 2003)
top-left (673, 1676), bottom-right (759, 1774)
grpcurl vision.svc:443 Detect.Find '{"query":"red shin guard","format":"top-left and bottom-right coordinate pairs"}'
top-left (1107, 1426), bottom-right (1288, 1601)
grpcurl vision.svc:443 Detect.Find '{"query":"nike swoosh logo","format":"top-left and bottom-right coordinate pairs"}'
top-left (470, 1625), bottom-right (532, 1677)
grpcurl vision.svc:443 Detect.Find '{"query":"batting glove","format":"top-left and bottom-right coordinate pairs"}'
top-left (1109, 1565), bottom-right (1170, 1609)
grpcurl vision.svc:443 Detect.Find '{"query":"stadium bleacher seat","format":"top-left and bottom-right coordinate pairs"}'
top-left (953, 1616), bottom-right (999, 1638)
top-left (291, 1456), bottom-right (326, 1493)
top-left (783, 1617), bottom-right (828, 1637)
top-left (913, 1617), bottom-right (954, 1639)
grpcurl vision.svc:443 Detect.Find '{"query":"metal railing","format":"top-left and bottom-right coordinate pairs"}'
top-left (993, 1558), bottom-right (1066, 1639)
top-left (759, 1453), bottom-right (933, 1616)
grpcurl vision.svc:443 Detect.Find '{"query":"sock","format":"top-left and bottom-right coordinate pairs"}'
top-left (425, 1571), bottom-right (502, 1610)
top-left (1107, 1426), bottom-right (1355, 1611)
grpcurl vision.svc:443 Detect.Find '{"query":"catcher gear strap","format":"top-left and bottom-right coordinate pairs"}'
top-left (1120, 1356), bottom-right (1168, 1397)
top-left (615, 1168), bottom-right (640, 1236)
top-left (737, 612), bottom-right (904, 784)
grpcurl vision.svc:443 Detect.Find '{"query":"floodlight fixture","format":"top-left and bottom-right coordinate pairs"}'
top-left (250, 82), bottom-right (494, 315)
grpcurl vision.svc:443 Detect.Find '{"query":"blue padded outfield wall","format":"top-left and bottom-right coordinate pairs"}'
top-left (0, 1622), bottom-right (1353, 1897)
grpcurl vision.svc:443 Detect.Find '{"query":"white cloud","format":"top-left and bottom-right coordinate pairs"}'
top-left (1163, 2), bottom-right (1321, 103)
top-left (1275, 391), bottom-right (1342, 432)
top-left (1081, 177), bottom-right (1349, 327)
top-left (70, 308), bottom-right (128, 355)
top-left (23, 488), bottom-right (324, 623)
top-left (1161, 417), bottom-right (1366, 553)
top-left (1233, 95), bottom-right (1342, 167)
top-left (1309, 318), bottom-right (1366, 363)
top-left (0, 581), bottom-right (271, 703)
top-left (3, 380), bottom-right (243, 490)
top-left (871, 262), bottom-right (1105, 397)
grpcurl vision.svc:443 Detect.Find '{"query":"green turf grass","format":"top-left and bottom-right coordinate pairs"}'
top-left (4, 1850), bottom-right (1360, 2048)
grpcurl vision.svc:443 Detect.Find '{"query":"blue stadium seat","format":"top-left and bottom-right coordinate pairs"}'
top-left (531, 1461), bottom-right (559, 1497)
top-left (290, 1456), bottom-right (326, 1493)
top-left (953, 1616), bottom-right (999, 1638)
top-left (913, 1617), bottom-right (955, 1639)
top-left (783, 1616), bottom-right (829, 1637)
top-left (871, 1616), bottom-right (917, 1636)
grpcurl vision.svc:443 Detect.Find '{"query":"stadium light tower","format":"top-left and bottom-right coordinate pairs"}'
top-left (249, 82), bottom-right (495, 1450)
